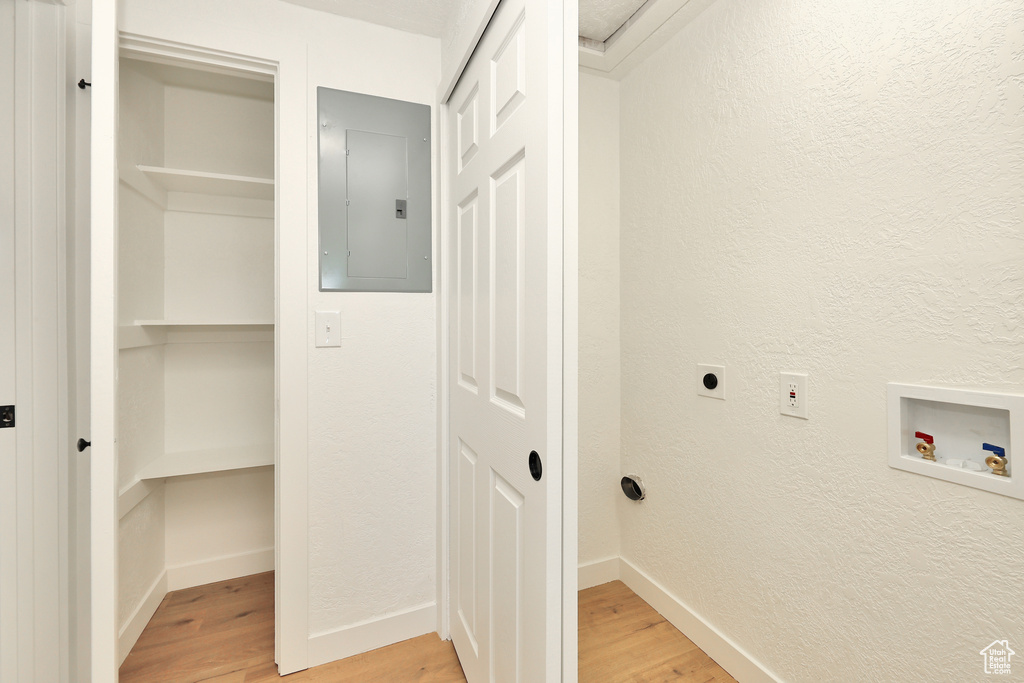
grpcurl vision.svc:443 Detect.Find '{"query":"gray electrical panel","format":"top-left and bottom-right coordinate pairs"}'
top-left (317, 87), bottom-right (431, 292)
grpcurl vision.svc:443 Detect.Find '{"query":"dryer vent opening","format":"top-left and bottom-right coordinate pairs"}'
top-left (620, 475), bottom-right (645, 501)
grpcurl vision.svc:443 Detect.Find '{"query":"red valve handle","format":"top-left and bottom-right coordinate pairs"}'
top-left (914, 431), bottom-right (934, 444)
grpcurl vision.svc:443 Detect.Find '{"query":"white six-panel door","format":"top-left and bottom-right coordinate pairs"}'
top-left (447, 0), bottom-right (565, 680)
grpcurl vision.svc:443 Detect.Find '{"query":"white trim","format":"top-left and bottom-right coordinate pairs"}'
top-left (435, 99), bottom-right (451, 641)
top-left (120, 32), bottom-right (277, 78)
top-left (165, 547), bottom-right (275, 592)
top-left (619, 558), bottom-right (783, 683)
top-left (577, 557), bottom-right (620, 590)
top-left (117, 570), bottom-right (168, 667)
top-left (68, 4), bottom-right (94, 680)
top-left (89, 0), bottom-right (121, 676)
top-left (307, 603), bottom-right (438, 669)
top-left (272, 35), bottom-right (311, 677)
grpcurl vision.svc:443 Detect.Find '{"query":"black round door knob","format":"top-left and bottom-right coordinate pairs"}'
top-left (528, 451), bottom-right (542, 481)
top-left (702, 373), bottom-right (718, 390)
top-left (77, 438), bottom-right (91, 452)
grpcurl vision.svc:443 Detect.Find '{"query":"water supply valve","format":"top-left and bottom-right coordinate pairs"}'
top-left (982, 443), bottom-right (1008, 477)
top-left (915, 432), bottom-right (936, 461)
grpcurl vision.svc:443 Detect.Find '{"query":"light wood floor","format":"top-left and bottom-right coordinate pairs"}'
top-left (578, 581), bottom-right (736, 682)
top-left (120, 573), bottom-right (736, 682)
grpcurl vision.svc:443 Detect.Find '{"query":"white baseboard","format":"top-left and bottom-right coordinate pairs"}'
top-left (578, 556), bottom-right (621, 589)
top-left (166, 546), bottom-right (275, 591)
top-left (618, 558), bottom-right (781, 683)
top-left (308, 603), bottom-right (437, 669)
top-left (118, 570), bottom-right (168, 665)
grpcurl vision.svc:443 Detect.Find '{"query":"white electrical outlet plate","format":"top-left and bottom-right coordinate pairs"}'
top-left (780, 372), bottom-right (808, 419)
top-left (315, 311), bottom-right (341, 348)
top-left (697, 364), bottom-right (725, 400)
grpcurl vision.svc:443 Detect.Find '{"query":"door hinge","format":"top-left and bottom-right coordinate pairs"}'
top-left (0, 405), bottom-right (14, 429)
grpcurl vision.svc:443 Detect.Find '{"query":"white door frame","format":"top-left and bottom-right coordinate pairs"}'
top-left (88, 0), bottom-right (119, 677)
top-left (89, 23), bottom-right (311, 677)
top-left (119, 34), bottom-right (310, 676)
top-left (435, 0), bottom-right (578, 679)
top-left (560, 2), bottom-right (580, 679)
top-left (67, 1), bottom-right (93, 679)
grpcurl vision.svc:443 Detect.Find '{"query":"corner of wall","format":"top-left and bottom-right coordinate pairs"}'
top-left (578, 71), bottom-right (623, 568)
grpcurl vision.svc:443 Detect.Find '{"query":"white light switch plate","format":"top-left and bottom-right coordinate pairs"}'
top-left (315, 311), bottom-right (341, 347)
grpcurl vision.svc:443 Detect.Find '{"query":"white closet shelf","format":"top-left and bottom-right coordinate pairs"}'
top-left (136, 165), bottom-right (274, 200)
top-left (133, 319), bottom-right (274, 327)
top-left (136, 444), bottom-right (274, 480)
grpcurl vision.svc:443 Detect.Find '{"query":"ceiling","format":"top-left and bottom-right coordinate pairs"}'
top-left (281, 0), bottom-right (649, 44)
top-left (279, 0), bottom-right (459, 38)
top-left (579, 0), bottom-right (647, 42)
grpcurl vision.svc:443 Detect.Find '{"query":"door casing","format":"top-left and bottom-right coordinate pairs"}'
top-left (89, 22), bottom-right (310, 677)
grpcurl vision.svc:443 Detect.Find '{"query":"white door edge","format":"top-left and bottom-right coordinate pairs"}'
top-left (436, 98), bottom-right (453, 641)
top-left (561, 0), bottom-right (580, 674)
top-left (89, 0), bottom-right (120, 677)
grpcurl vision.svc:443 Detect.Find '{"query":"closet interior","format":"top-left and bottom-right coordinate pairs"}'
top-left (116, 56), bottom-right (276, 660)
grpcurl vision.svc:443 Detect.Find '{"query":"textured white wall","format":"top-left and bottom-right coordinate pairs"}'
top-left (117, 487), bottom-right (165, 630)
top-left (305, 21), bottom-right (439, 637)
top-left (116, 61), bottom-right (167, 631)
top-left (619, 1), bottom-right (1024, 681)
top-left (164, 468), bottom-right (274, 571)
top-left (578, 72), bottom-right (623, 566)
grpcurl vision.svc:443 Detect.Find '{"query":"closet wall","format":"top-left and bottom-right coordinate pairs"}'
top-left (614, 0), bottom-right (1024, 680)
top-left (578, 72), bottom-right (623, 570)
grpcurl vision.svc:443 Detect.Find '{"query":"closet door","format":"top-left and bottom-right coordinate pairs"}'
top-left (0, 2), bottom-right (16, 677)
top-left (89, 0), bottom-right (120, 679)
top-left (447, 0), bottom-right (567, 679)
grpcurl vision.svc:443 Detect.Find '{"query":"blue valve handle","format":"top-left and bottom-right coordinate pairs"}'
top-left (982, 443), bottom-right (1006, 458)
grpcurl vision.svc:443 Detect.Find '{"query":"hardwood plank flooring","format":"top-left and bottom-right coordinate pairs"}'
top-left (579, 581), bottom-right (737, 682)
top-left (120, 573), bottom-right (736, 682)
